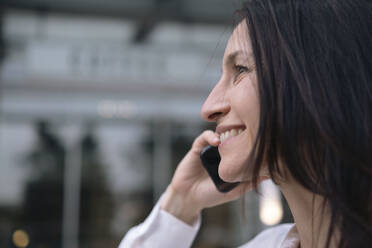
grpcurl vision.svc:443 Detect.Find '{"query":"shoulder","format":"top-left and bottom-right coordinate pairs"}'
top-left (239, 223), bottom-right (295, 248)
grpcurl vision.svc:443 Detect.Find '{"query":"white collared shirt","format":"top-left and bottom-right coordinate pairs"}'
top-left (118, 198), bottom-right (300, 248)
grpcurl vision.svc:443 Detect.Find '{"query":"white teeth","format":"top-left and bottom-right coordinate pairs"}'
top-left (219, 128), bottom-right (244, 143)
top-left (230, 129), bottom-right (237, 136)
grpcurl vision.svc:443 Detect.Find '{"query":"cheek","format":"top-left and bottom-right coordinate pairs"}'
top-left (219, 152), bottom-right (251, 182)
top-left (218, 140), bottom-right (270, 183)
top-left (218, 77), bottom-right (261, 183)
top-left (235, 75), bottom-right (260, 125)
top-left (218, 131), bottom-right (256, 182)
top-left (234, 81), bottom-right (260, 146)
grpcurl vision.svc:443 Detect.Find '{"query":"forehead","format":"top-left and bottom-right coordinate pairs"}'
top-left (224, 20), bottom-right (252, 59)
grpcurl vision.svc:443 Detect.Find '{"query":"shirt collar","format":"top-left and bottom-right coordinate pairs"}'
top-left (280, 224), bottom-right (300, 248)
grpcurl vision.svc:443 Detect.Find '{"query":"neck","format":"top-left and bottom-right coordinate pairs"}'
top-left (279, 177), bottom-right (338, 248)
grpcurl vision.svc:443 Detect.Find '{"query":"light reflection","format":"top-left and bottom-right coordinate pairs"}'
top-left (259, 180), bottom-right (283, 226)
top-left (12, 229), bottom-right (30, 248)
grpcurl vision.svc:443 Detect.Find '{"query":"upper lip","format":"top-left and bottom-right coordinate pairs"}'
top-left (216, 124), bottom-right (246, 134)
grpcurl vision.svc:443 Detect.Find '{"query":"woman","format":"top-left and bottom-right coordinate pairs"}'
top-left (119, 0), bottom-right (372, 247)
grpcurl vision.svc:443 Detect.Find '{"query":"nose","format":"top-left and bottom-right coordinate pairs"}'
top-left (201, 81), bottom-right (230, 122)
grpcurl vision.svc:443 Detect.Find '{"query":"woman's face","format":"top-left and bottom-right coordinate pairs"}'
top-left (201, 21), bottom-right (264, 183)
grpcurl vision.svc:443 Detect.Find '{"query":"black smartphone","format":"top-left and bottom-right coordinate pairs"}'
top-left (200, 145), bottom-right (239, 193)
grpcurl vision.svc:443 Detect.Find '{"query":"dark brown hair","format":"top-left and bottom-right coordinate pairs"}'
top-left (239, 0), bottom-right (372, 247)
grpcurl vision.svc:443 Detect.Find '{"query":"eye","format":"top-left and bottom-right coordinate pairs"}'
top-left (234, 64), bottom-right (249, 74)
top-left (232, 64), bottom-right (249, 85)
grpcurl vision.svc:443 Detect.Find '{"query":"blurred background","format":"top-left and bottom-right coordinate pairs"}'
top-left (0, 0), bottom-right (293, 247)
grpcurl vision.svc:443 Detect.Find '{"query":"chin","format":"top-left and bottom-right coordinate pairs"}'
top-left (219, 156), bottom-right (251, 183)
top-left (219, 164), bottom-right (245, 183)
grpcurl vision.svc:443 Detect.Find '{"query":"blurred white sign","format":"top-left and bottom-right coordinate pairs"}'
top-left (25, 41), bottom-right (215, 85)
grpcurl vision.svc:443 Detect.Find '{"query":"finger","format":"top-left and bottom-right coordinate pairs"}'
top-left (192, 130), bottom-right (220, 151)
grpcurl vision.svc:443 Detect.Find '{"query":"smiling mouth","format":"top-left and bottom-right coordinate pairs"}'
top-left (219, 128), bottom-right (245, 143)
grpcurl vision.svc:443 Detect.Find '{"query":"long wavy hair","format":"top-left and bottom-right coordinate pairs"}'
top-left (238, 0), bottom-right (372, 247)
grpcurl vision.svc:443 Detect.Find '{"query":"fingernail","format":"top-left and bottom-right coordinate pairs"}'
top-left (213, 137), bottom-right (220, 143)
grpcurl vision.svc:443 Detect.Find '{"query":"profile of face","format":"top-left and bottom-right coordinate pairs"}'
top-left (201, 21), bottom-right (267, 183)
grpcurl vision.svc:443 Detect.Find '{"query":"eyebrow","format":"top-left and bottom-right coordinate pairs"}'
top-left (225, 50), bottom-right (253, 64)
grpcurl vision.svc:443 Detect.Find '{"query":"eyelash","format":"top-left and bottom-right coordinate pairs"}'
top-left (234, 64), bottom-right (249, 74)
top-left (233, 64), bottom-right (249, 84)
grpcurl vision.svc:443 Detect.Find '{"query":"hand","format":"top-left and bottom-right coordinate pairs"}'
top-left (160, 130), bottom-right (269, 224)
